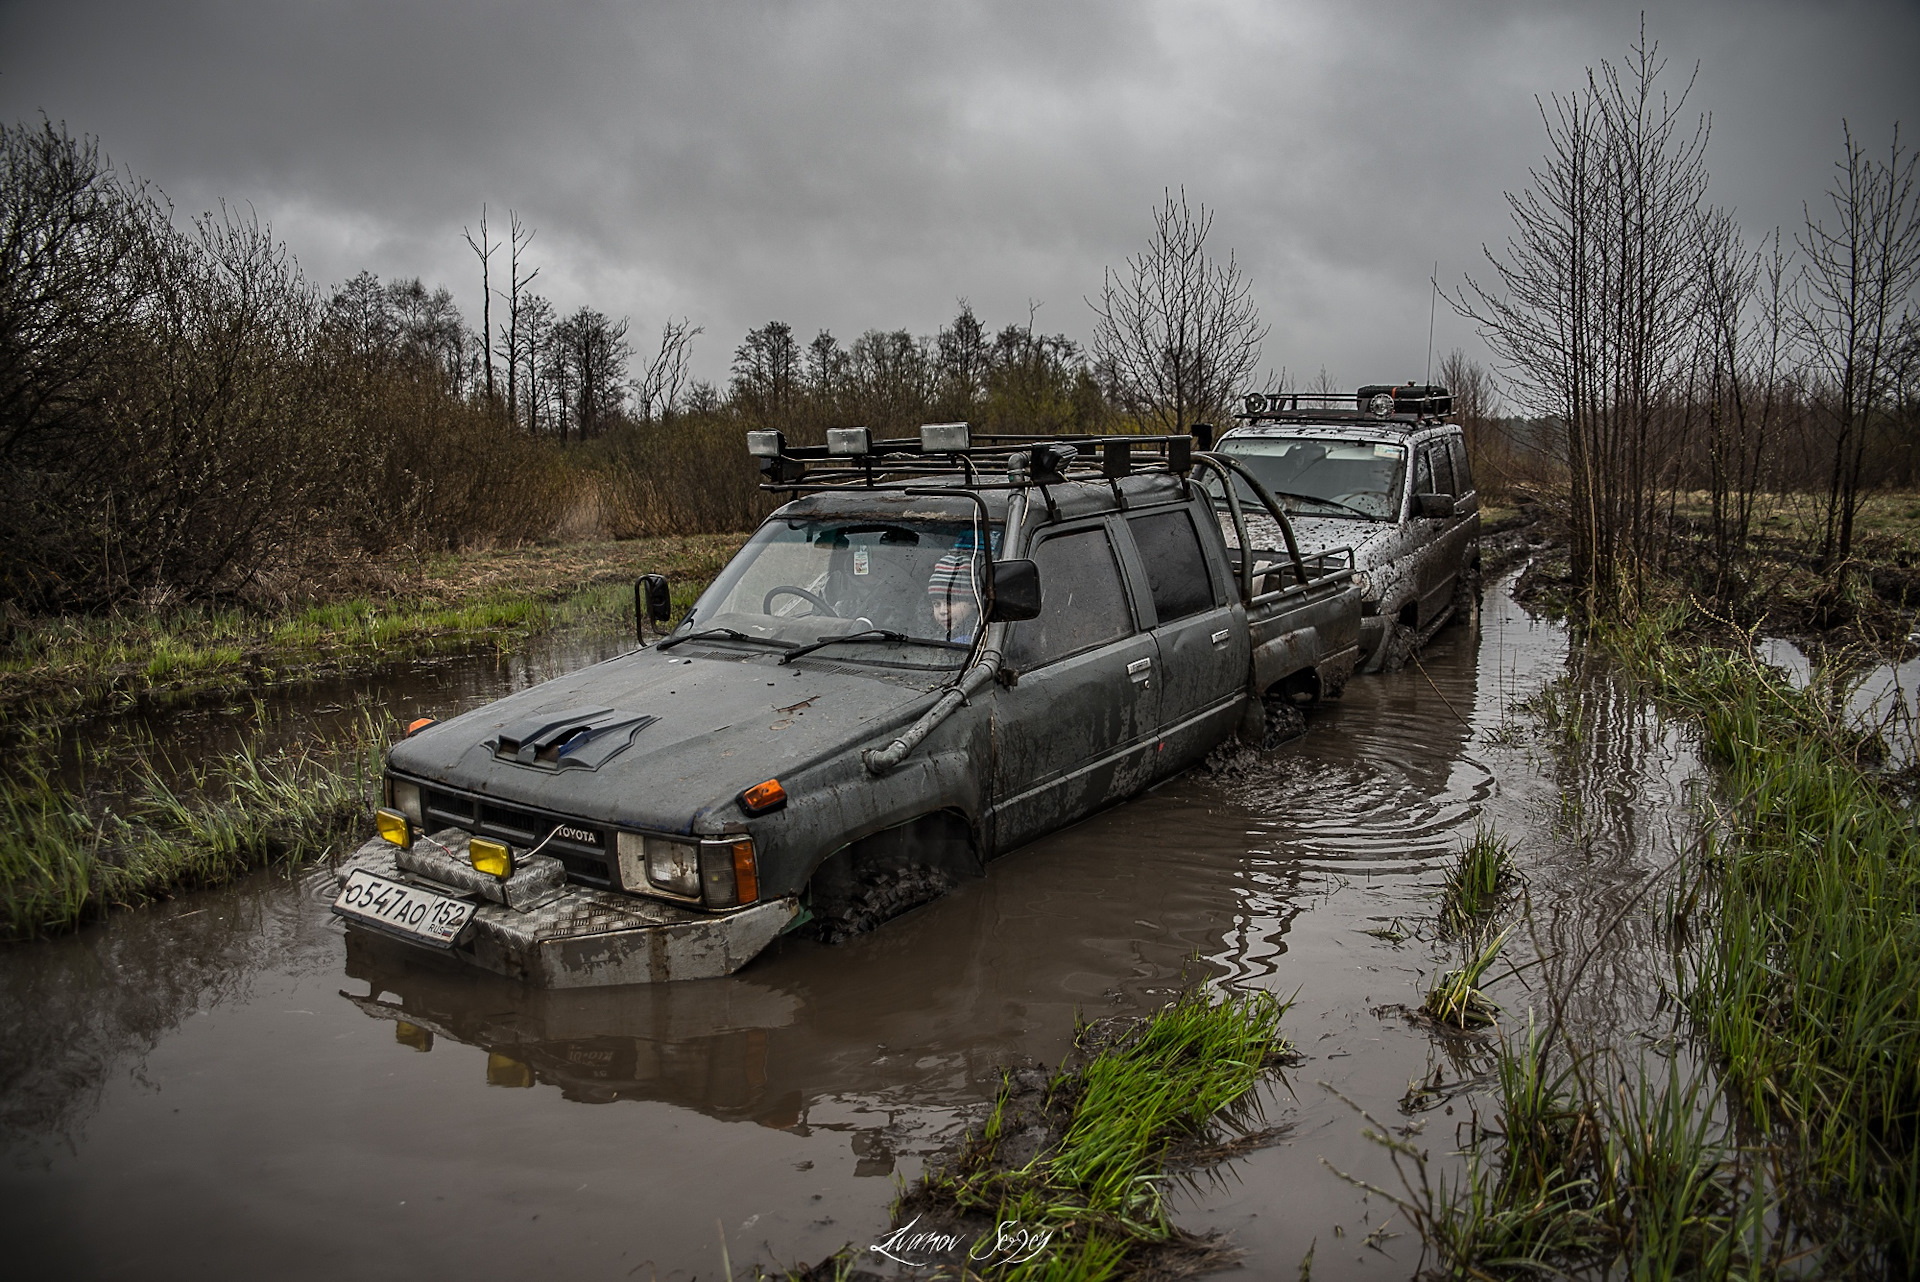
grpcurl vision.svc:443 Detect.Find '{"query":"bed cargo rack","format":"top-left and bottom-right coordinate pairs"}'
top-left (747, 424), bottom-right (1211, 494)
top-left (1237, 384), bottom-right (1453, 424)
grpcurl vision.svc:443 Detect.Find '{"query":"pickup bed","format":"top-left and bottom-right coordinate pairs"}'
top-left (336, 430), bottom-right (1361, 985)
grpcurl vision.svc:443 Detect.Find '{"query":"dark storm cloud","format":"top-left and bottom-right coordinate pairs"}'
top-left (4, 0), bottom-right (1916, 392)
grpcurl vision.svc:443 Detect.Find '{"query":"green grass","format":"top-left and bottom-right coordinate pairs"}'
top-left (1595, 608), bottom-right (1920, 1272)
top-left (1345, 1020), bottom-right (1769, 1279)
top-left (1438, 822), bottom-right (1517, 934)
top-left (1393, 606), bottom-right (1918, 1275)
top-left (901, 989), bottom-right (1292, 1279)
top-left (0, 715), bottom-right (385, 940)
top-left (0, 533), bottom-right (745, 722)
top-left (1420, 929), bottom-right (1509, 1031)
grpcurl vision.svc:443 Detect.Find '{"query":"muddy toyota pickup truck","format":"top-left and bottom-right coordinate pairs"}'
top-left (1213, 385), bottom-right (1480, 672)
top-left (334, 425), bottom-right (1360, 986)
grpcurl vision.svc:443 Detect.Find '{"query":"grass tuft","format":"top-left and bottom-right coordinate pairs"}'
top-left (1438, 822), bottom-right (1517, 933)
top-left (898, 988), bottom-right (1292, 1278)
top-left (1420, 929), bottom-right (1508, 1031)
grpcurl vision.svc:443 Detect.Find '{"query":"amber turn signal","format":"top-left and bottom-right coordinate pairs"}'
top-left (407, 717), bottom-right (437, 736)
top-left (375, 807), bottom-right (413, 849)
top-left (730, 838), bottom-right (759, 904)
top-left (469, 836), bottom-right (512, 879)
top-left (740, 778), bottom-right (787, 813)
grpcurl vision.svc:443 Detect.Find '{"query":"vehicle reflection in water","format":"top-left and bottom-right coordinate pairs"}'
top-left (344, 931), bottom-right (807, 1124)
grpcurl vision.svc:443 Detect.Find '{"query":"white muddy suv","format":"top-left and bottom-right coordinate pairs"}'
top-left (1211, 385), bottom-right (1479, 673)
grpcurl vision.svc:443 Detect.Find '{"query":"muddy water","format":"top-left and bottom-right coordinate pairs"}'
top-left (0, 575), bottom-right (1707, 1281)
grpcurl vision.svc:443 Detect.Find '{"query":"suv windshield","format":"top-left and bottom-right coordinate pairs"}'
top-left (1216, 437), bottom-right (1407, 520)
top-left (679, 517), bottom-right (1000, 663)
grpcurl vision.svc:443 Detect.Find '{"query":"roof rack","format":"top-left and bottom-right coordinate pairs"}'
top-left (746, 423), bottom-right (1209, 494)
top-left (1237, 384), bottom-right (1453, 425)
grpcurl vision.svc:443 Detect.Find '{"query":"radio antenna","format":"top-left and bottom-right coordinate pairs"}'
top-left (1424, 261), bottom-right (1439, 386)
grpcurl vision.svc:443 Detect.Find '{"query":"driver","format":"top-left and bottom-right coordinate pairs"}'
top-left (927, 550), bottom-right (982, 644)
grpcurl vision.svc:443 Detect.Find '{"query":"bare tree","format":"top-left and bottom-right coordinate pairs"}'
top-left (1797, 121), bottom-right (1920, 567)
top-left (631, 317), bottom-right (701, 424)
top-left (462, 205), bottom-right (497, 407)
top-left (1089, 188), bottom-right (1267, 435)
top-left (731, 321), bottom-right (802, 430)
top-left (1454, 24), bottom-right (1712, 614)
top-left (500, 211), bottom-right (538, 427)
top-left (550, 306), bottom-right (630, 440)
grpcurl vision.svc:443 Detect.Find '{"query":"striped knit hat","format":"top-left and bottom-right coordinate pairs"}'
top-left (927, 551), bottom-right (980, 605)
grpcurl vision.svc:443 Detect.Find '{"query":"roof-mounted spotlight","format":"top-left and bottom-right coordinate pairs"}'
top-left (826, 426), bottom-right (872, 456)
top-left (1029, 442), bottom-right (1077, 484)
top-left (1366, 393), bottom-right (1395, 418)
top-left (746, 430), bottom-right (786, 457)
top-left (919, 421), bottom-right (970, 453)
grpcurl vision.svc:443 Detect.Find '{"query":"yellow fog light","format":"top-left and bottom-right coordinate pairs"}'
top-left (469, 836), bottom-right (513, 879)
top-left (375, 807), bottom-right (412, 849)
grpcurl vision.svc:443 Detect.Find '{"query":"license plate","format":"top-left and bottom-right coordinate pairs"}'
top-left (333, 869), bottom-right (476, 947)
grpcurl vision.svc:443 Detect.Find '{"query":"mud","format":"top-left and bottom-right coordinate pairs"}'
top-left (0, 570), bottom-right (1710, 1280)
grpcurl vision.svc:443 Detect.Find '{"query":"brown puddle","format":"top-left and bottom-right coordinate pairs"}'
top-left (0, 573), bottom-right (1712, 1280)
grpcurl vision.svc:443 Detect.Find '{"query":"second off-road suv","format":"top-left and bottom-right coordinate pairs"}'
top-left (1211, 385), bottom-right (1479, 672)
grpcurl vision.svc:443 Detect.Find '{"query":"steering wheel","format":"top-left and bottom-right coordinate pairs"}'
top-left (762, 585), bottom-right (840, 617)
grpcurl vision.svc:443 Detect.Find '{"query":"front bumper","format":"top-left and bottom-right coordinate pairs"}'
top-left (334, 832), bottom-right (799, 987)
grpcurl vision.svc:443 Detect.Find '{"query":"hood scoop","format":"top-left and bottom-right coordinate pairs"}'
top-left (491, 707), bottom-right (659, 771)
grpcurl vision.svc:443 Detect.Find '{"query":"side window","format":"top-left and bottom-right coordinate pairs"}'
top-left (1127, 509), bottom-right (1217, 624)
top-left (1007, 526), bottom-right (1136, 668)
top-left (1422, 443), bottom-right (1454, 496)
top-left (1413, 448), bottom-right (1434, 497)
top-left (1449, 436), bottom-right (1474, 494)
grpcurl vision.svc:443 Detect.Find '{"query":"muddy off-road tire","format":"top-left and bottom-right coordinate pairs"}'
top-left (1260, 696), bottom-right (1307, 748)
top-left (804, 865), bottom-right (960, 944)
top-left (801, 811), bottom-right (978, 944)
top-left (1378, 621), bottom-right (1418, 674)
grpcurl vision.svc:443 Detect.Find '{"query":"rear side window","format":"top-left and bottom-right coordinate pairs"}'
top-left (1007, 526), bottom-right (1135, 668)
top-left (1449, 436), bottom-right (1474, 493)
top-left (1127, 509), bottom-right (1216, 623)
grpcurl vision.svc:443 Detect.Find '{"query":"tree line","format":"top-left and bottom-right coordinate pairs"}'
top-left (1455, 24), bottom-right (1920, 618)
top-left (0, 115), bottom-right (1272, 615)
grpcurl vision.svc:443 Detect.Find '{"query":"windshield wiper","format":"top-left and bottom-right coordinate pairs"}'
top-left (1264, 489), bottom-right (1375, 520)
top-left (656, 627), bottom-right (796, 653)
top-left (778, 629), bottom-right (969, 665)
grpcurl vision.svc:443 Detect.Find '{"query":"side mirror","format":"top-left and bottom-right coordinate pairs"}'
top-left (987, 559), bottom-right (1042, 622)
top-left (1415, 493), bottom-right (1452, 519)
top-left (636, 573), bottom-right (671, 643)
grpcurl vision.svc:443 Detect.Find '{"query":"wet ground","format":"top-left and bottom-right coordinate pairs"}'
top-left (0, 573), bottom-right (1711, 1280)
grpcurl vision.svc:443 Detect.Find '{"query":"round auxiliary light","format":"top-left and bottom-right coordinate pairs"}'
top-left (1367, 392), bottom-right (1395, 418)
top-left (1244, 393), bottom-right (1267, 414)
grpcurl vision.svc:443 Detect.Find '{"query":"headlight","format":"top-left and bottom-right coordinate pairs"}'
top-left (389, 779), bottom-right (423, 825)
top-left (616, 832), bottom-right (701, 899)
top-left (616, 832), bottom-right (759, 907)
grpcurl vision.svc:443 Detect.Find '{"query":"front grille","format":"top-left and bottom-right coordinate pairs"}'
top-left (419, 785), bottom-right (614, 888)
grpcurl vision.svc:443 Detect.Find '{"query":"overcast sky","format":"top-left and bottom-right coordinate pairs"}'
top-left (4, 0), bottom-right (1916, 397)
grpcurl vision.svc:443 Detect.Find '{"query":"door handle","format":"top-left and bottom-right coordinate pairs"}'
top-left (1127, 657), bottom-right (1152, 685)
top-left (1210, 629), bottom-right (1231, 646)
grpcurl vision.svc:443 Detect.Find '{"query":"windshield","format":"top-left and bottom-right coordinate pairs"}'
top-left (679, 516), bottom-right (1001, 663)
top-left (1214, 437), bottom-right (1407, 520)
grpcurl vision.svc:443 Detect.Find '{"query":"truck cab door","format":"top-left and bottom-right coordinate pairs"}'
top-left (1412, 440), bottom-right (1457, 624)
top-left (988, 520), bottom-right (1161, 853)
top-left (1122, 503), bottom-right (1246, 776)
